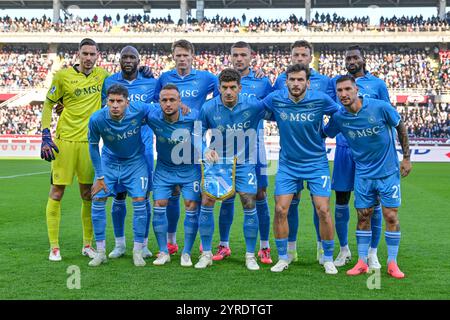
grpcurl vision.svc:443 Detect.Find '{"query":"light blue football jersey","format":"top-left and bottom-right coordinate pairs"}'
top-left (325, 97), bottom-right (401, 179)
top-left (262, 88), bottom-right (340, 178)
top-left (155, 69), bottom-right (219, 111)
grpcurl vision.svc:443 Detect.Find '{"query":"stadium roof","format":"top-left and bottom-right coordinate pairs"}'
top-left (0, 0), bottom-right (444, 9)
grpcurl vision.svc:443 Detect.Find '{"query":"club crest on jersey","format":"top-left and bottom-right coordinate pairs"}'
top-left (74, 88), bottom-right (82, 96)
top-left (106, 135), bottom-right (115, 142)
top-left (368, 115), bottom-right (377, 124)
top-left (216, 125), bottom-right (225, 132)
top-left (280, 111), bottom-right (288, 121)
top-left (131, 119), bottom-right (138, 126)
top-left (242, 111), bottom-right (251, 119)
top-left (348, 130), bottom-right (356, 139)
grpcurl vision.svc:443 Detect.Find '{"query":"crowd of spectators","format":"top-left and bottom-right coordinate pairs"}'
top-left (264, 122), bottom-right (280, 136)
top-left (319, 47), bottom-right (438, 91)
top-left (1, 12), bottom-right (449, 33)
top-left (398, 103), bottom-right (450, 139)
top-left (379, 14), bottom-right (450, 32)
top-left (439, 50), bottom-right (450, 91)
top-left (2, 44), bottom-right (450, 138)
top-left (1, 45), bottom-right (448, 92)
top-left (0, 103), bottom-right (57, 135)
top-left (0, 47), bottom-right (52, 89)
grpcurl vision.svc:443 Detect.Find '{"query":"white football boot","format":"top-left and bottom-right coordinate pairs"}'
top-left (108, 245), bottom-right (126, 259)
top-left (82, 245), bottom-right (97, 258)
top-left (334, 249), bottom-right (352, 267)
top-left (368, 253), bottom-right (382, 270)
top-left (88, 250), bottom-right (107, 267)
top-left (49, 248), bottom-right (62, 262)
top-left (153, 252), bottom-right (171, 265)
top-left (194, 252), bottom-right (213, 269)
top-left (245, 253), bottom-right (260, 271)
top-left (133, 250), bottom-right (146, 267)
top-left (180, 253), bottom-right (193, 267)
top-left (270, 259), bottom-right (289, 273)
top-left (142, 247), bottom-right (153, 259)
top-left (324, 261), bottom-right (339, 275)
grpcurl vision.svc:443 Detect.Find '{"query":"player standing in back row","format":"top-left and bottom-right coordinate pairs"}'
top-left (212, 41), bottom-right (274, 264)
top-left (101, 46), bottom-right (157, 260)
top-left (154, 39), bottom-right (219, 255)
top-left (330, 45), bottom-right (392, 269)
top-left (41, 38), bottom-right (109, 261)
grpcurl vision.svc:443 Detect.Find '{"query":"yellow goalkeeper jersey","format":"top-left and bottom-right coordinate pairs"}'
top-left (46, 65), bottom-right (110, 142)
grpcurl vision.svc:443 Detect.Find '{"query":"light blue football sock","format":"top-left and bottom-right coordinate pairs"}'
top-left (144, 197), bottom-right (151, 240)
top-left (218, 196), bottom-right (235, 242)
top-left (256, 198), bottom-right (270, 244)
top-left (385, 231), bottom-right (401, 264)
top-left (111, 199), bottom-right (126, 238)
top-left (92, 200), bottom-right (107, 241)
top-left (167, 195), bottom-right (180, 234)
top-left (199, 206), bottom-right (214, 252)
top-left (356, 230), bottom-right (372, 263)
top-left (335, 204), bottom-right (350, 247)
top-left (322, 240), bottom-right (335, 263)
top-left (183, 209), bottom-right (199, 255)
top-left (371, 205), bottom-right (383, 250)
top-left (275, 238), bottom-right (288, 260)
top-left (243, 208), bottom-right (259, 254)
top-left (152, 206), bottom-right (168, 253)
top-left (287, 199), bottom-right (299, 242)
top-left (132, 200), bottom-right (147, 244)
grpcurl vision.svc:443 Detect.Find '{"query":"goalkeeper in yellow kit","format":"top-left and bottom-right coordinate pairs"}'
top-left (41, 38), bottom-right (109, 261)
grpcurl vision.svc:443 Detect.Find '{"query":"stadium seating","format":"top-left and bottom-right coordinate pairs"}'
top-left (0, 47), bottom-right (52, 89)
top-left (1, 14), bottom-right (449, 139)
top-left (1, 13), bottom-right (448, 34)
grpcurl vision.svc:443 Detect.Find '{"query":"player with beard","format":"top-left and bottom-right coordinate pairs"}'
top-left (325, 75), bottom-right (411, 279)
top-left (330, 45), bottom-right (391, 269)
top-left (261, 64), bottom-right (340, 274)
top-left (211, 41), bottom-right (274, 264)
top-left (101, 46), bottom-right (157, 260)
top-left (274, 40), bottom-right (335, 265)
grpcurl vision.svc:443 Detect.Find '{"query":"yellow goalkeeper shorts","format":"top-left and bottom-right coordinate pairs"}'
top-left (51, 138), bottom-right (94, 186)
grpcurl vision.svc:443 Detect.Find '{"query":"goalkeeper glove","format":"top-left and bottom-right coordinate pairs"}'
top-left (40, 128), bottom-right (59, 162)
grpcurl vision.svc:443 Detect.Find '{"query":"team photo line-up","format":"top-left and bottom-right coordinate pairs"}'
top-left (40, 37), bottom-right (411, 278)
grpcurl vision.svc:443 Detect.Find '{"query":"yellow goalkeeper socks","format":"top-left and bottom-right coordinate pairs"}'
top-left (46, 198), bottom-right (61, 248)
top-left (81, 200), bottom-right (93, 246)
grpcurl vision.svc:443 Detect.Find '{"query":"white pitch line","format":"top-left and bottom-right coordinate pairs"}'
top-left (0, 171), bottom-right (50, 179)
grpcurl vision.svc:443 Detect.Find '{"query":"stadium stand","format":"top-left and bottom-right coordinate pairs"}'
top-left (318, 47), bottom-right (438, 91)
top-left (0, 47), bottom-right (52, 89)
top-left (439, 50), bottom-right (450, 91)
top-left (1, 13), bottom-right (449, 34)
top-left (0, 10), bottom-right (449, 140)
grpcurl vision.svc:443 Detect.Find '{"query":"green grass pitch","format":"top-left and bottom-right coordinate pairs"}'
top-left (0, 159), bottom-right (449, 300)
